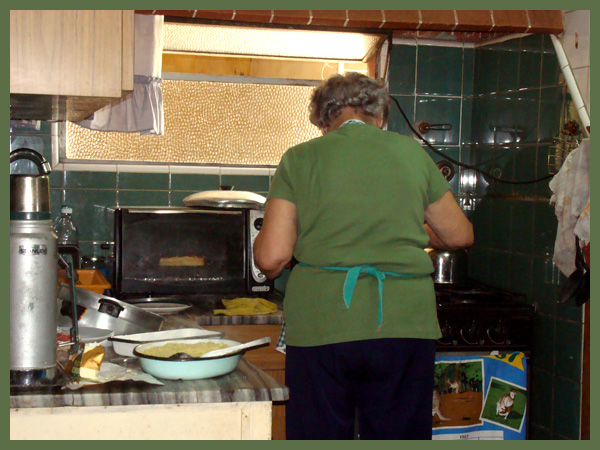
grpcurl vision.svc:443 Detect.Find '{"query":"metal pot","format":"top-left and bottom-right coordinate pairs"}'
top-left (58, 285), bottom-right (165, 335)
top-left (426, 248), bottom-right (468, 285)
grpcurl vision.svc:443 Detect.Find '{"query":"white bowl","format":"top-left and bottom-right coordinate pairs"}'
top-left (110, 328), bottom-right (223, 358)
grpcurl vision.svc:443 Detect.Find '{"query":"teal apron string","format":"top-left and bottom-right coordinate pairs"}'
top-left (298, 262), bottom-right (428, 327)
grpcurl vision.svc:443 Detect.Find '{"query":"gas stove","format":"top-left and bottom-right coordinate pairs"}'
top-left (435, 282), bottom-right (535, 353)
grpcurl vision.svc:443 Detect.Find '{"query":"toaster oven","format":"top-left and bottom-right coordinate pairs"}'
top-left (113, 207), bottom-right (273, 299)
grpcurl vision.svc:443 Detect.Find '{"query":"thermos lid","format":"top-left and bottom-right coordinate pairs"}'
top-left (10, 148), bottom-right (52, 220)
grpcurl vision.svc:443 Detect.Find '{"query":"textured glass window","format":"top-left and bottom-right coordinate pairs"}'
top-left (65, 79), bottom-right (321, 166)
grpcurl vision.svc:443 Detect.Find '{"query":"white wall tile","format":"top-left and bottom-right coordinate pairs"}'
top-left (572, 67), bottom-right (590, 115)
top-left (562, 10), bottom-right (590, 69)
top-left (168, 165), bottom-right (221, 175)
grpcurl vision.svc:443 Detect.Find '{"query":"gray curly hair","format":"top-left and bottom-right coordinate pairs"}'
top-left (308, 72), bottom-right (389, 129)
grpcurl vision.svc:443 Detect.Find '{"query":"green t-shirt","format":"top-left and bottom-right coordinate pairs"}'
top-left (268, 122), bottom-right (449, 346)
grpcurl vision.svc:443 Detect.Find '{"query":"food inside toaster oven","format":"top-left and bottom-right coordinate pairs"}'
top-left (159, 256), bottom-right (206, 266)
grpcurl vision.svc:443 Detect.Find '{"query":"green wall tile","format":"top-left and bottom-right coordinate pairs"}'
top-left (416, 45), bottom-right (463, 96)
top-left (466, 246), bottom-right (490, 283)
top-left (532, 313), bottom-right (555, 372)
top-left (388, 95), bottom-right (415, 137)
top-left (460, 97), bottom-right (473, 146)
top-left (170, 173), bottom-right (220, 191)
top-left (531, 256), bottom-right (559, 315)
top-left (553, 319), bottom-right (583, 381)
top-left (63, 189), bottom-right (117, 242)
top-left (49, 189), bottom-right (64, 224)
top-left (541, 35), bottom-right (563, 87)
top-left (530, 368), bottom-right (554, 430)
top-left (220, 175), bottom-right (269, 193)
top-left (65, 171), bottom-right (117, 189)
top-left (509, 201), bottom-right (534, 255)
top-left (514, 89), bottom-right (540, 144)
top-left (49, 170), bottom-right (64, 189)
top-left (533, 202), bottom-right (558, 258)
top-left (509, 253), bottom-right (533, 298)
top-left (488, 249), bottom-right (511, 289)
top-left (496, 38), bottom-right (520, 93)
top-left (474, 47), bottom-right (498, 95)
top-left (555, 294), bottom-right (585, 323)
top-left (389, 45), bottom-right (416, 95)
top-left (415, 96), bottom-right (461, 145)
top-left (118, 172), bottom-right (169, 190)
top-left (511, 146), bottom-right (537, 196)
top-left (471, 96), bottom-right (496, 145)
top-left (423, 146), bottom-right (460, 192)
top-left (118, 190), bottom-right (169, 208)
top-left (519, 36), bottom-right (543, 89)
top-left (462, 48), bottom-right (475, 97)
top-left (170, 190), bottom-right (195, 206)
top-left (539, 86), bottom-right (565, 143)
top-left (552, 377), bottom-right (581, 439)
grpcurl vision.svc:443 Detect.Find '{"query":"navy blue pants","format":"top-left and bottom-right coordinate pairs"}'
top-left (285, 338), bottom-right (436, 440)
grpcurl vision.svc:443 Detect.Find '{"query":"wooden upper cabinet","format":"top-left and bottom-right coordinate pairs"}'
top-left (10, 10), bottom-right (134, 121)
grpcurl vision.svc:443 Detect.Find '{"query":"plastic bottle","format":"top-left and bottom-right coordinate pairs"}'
top-left (55, 205), bottom-right (79, 247)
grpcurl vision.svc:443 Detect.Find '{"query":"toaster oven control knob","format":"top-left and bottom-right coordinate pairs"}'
top-left (253, 218), bottom-right (263, 230)
top-left (461, 320), bottom-right (483, 345)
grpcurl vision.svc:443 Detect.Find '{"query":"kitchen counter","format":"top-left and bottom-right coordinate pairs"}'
top-left (10, 301), bottom-right (288, 440)
top-left (161, 294), bottom-right (284, 327)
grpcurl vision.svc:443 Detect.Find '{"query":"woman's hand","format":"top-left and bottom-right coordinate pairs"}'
top-left (253, 198), bottom-right (298, 279)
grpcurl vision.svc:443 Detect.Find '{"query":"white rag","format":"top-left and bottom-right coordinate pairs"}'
top-left (549, 138), bottom-right (590, 276)
top-left (75, 14), bottom-right (164, 135)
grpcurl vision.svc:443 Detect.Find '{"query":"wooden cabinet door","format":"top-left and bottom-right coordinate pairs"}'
top-left (10, 10), bottom-right (132, 98)
top-left (203, 324), bottom-right (287, 439)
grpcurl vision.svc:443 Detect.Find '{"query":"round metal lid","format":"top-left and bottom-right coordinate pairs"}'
top-left (182, 189), bottom-right (266, 209)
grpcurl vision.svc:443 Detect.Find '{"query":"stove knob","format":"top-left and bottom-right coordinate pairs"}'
top-left (487, 320), bottom-right (508, 345)
top-left (437, 321), bottom-right (456, 345)
top-left (461, 320), bottom-right (483, 345)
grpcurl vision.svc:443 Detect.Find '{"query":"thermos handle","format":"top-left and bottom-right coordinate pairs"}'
top-left (10, 148), bottom-right (52, 175)
top-left (58, 253), bottom-right (81, 355)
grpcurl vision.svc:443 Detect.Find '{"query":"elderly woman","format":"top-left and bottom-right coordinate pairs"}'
top-left (254, 72), bottom-right (473, 440)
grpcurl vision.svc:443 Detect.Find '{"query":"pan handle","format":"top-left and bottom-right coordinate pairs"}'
top-left (98, 299), bottom-right (125, 318)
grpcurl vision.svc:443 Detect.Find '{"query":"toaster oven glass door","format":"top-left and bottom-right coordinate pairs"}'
top-left (118, 209), bottom-right (246, 296)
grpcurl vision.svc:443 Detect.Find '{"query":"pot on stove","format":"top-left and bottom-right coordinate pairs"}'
top-left (426, 248), bottom-right (468, 285)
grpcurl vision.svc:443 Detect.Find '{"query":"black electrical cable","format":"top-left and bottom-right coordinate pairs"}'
top-left (390, 96), bottom-right (555, 185)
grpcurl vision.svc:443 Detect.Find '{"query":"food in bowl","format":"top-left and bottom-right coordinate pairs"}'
top-left (140, 341), bottom-right (231, 358)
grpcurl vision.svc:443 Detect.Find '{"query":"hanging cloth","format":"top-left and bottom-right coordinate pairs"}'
top-left (549, 138), bottom-right (590, 276)
top-left (75, 14), bottom-right (164, 135)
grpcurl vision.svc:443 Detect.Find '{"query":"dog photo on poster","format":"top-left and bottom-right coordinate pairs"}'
top-left (433, 353), bottom-right (528, 440)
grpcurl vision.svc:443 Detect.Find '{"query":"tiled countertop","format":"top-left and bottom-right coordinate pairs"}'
top-left (10, 297), bottom-right (288, 410)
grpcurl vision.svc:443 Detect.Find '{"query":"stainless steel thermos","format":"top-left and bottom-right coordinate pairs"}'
top-left (10, 148), bottom-right (58, 385)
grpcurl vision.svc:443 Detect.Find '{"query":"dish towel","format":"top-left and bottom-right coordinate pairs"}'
top-left (75, 14), bottom-right (164, 135)
top-left (549, 138), bottom-right (590, 276)
top-left (214, 298), bottom-right (278, 316)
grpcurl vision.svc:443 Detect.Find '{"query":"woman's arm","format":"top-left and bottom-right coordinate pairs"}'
top-left (424, 191), bottom-right (474, 250)
top-left (253, 198), bottom-right (298, 279)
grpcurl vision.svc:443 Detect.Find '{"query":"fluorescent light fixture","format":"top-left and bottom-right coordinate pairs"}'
top-left (163, 23), bottom-right (382, 61)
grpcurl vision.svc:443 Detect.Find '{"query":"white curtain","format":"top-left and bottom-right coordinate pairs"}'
top-left (76, 14), bottom-right (164, 135)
